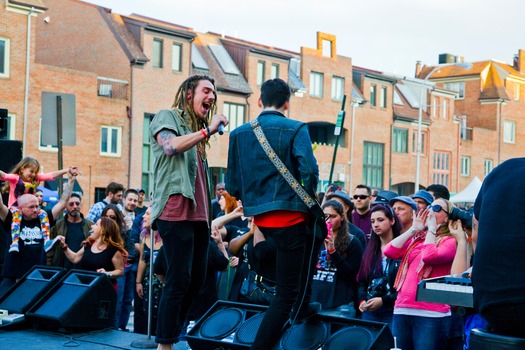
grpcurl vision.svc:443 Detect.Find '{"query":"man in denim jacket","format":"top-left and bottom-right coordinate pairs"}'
top-left (227, 78), bottom-right (321, 349)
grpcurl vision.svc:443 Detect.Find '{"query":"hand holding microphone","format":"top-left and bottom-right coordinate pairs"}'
top-left (211, 114), bottom-right (228, 136)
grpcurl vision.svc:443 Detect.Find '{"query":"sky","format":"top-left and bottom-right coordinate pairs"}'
top-left (83, 0), bottom-right (525, 77)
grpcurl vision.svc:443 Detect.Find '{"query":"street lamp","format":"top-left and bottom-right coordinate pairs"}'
top-left (414, 62), bottom-right (472, 191)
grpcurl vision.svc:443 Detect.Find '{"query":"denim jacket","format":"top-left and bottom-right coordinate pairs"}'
top-left (226, 110), bottom-right (319, 216)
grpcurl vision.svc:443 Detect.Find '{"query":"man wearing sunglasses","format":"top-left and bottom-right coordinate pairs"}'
top-left (352, 184), bottom-right (373, 241)
top-left (47, 193), bottom-right (94, 269)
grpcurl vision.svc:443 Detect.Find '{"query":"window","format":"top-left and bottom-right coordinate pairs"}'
top-left (0, 111), bottom-right (15, 140)
top-left (208, 44), bottom-right (240, 75)
top-left (0, 37), bottom-right (9, 77)
top-left (363, 142), bottom-right (384, 189)
top-left (332, 76), bottom-right (344, 101)
top-left (310, 71), bottom-right (323, 97)
top-left (412, 131), bottom-right (427, 155)
top-left (393, 128), bottom-right (408, 153)
top-left (370, 84), bottom-right (376, 107)
top-left (484, 159), bottom-right (493, 176)
top-left (461, 156), bottom-right (470, 176)
top-left (271, 64), bottom-right (279, 79)
top-left (172, 43), bottom-right (182, 71)
top-left (444, 82), bottom-right (465, 99)
top-left (503, 120), bottom-right (516, 143)
top-left (100, 126), bottom-right (122, 156)
top-left (142, 114), bottom-right (155, 197)
top-left (442, 99), bottom-right (448, 119)
top-left (152, 39), bottom-right (163, 68)
top-left (223, 102), bottom-right (246, 132)
top-left (380, 86), bottom-right (387, 108)
top-left (257, 61), bottom-right (265, 85)
top-left (432, 151), bottom-right (451, 187)
top-left (432, 97), bottom-right (438, 117)
top-left (514, 84), bottom-right (521, 101)
top-left (191, 43), bottom-right (209, 71)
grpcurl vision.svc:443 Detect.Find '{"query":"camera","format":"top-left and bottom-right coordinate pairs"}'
top-left (449, 207), bottom-right (473, 229)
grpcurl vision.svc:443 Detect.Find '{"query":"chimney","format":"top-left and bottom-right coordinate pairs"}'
top-left (415, 61), bottom-right (422, 77)
top-left (518, 49), bottom-right (525, 73)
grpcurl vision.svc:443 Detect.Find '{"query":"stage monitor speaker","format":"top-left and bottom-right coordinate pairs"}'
top-left (26, 269), bottom-right (117, 330)
top-left (186, 301), bottom-right (394, 350)
top-left (0, 265), bottom-right (66, 314)
top-left (0, 140), bottom-right (23, 173)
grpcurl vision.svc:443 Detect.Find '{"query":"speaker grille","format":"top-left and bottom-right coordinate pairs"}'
top-left (323, 326), bottom-right (373, 350)
top-left (235, 312), bottom-right (265, 345)
top-left (280, 319), bottom-right (328, 350)
top-left (199, 307), bottom-right (243, 340)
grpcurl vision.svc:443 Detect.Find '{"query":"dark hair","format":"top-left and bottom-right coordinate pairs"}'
top-left (260, 78), bottom-right (291, 109)
top-left (101, 204), bottom-right (126, 234)
top-left (322, 200), bottom-right (350, 258)
top-left (124, 189), bottom-right (139, 198)
top-left (71, 193), bottom-right (82, 201)
top-left (358, 204), bottom-right (402, 282)
top-left (426, 184), bottom-right (450, 200)
top-left (106, 182), bottom-right (124, 196)
top-left (355, 184), bottom-right (371, 195)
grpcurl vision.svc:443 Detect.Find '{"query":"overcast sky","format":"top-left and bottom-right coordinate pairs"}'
top-left (84, 0), bottom-right (525, 77)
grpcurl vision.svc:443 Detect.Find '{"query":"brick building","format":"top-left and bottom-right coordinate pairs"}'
top-left (3, 0), bottom-right (525, 207)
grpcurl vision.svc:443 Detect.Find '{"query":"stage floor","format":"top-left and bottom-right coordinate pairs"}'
top-left (0, 323), bottom-right (190, 349)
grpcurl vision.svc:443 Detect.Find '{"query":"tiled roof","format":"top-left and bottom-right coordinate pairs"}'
top-left (393, 81), bottom-right (431, 123)
top-left (103, 12), bottom-right (149, 64)
top-left (192, 33), bottom-right (252, 95)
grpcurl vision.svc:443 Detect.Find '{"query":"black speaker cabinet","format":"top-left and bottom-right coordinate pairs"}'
top-left (26, 269), bottom-right (117, 330)
top-left (0, 265), bottom-right (66, 314)
top-left (186, 301), bottom-right (394, 350)
top-left (0, 140), bottom-right (23, 172)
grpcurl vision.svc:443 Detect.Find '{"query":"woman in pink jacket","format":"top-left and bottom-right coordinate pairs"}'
top-left (384, 198), bottom-right (457, 350)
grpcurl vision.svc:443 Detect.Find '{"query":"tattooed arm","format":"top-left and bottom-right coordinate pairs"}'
top-left (156, 129), bottom-right (207, 156)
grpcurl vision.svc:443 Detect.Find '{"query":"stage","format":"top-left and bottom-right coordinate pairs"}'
top-left (0, 323), bottom-right (190, 349)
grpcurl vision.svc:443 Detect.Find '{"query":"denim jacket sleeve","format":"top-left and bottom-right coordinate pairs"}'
top-left (292, 123), bottom-right (319, 197)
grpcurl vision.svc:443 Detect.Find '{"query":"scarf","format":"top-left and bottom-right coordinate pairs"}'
top-left (10, 207), bottom-right (51, 243)
top-left (393, 230), bottom-right (433, 291)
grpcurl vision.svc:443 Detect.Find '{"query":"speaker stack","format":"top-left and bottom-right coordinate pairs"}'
top-left (26, 269), bottom-right (117, 330)
top-left (186, 301), bottom-right (394, 350)
top-left (0, 266), bottom-right (66, 314)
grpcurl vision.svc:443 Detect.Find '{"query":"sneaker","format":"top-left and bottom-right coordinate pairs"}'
top-left (290, 302), bottom-right (321, 323)
top-left (9, 243), bottom-right (19, 253)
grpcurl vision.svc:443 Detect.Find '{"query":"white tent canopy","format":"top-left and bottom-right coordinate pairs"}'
top-left (450, 176), bottom-right (482, 203)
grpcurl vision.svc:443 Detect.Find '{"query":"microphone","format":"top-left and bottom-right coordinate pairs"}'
top-left (218, 123), bottom-right (224, 135)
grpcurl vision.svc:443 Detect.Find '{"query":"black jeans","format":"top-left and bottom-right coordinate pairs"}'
top-left (155, 220), bottom-right (209, 344)
top-left (251, 222), bottom-right (321, 349)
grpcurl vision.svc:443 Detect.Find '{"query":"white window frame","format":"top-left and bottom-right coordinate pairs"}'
top-left (270, 63), bottom-right (279, 79)
top-left (444, 82), bottom-right (465, 99)
top-left (257, 61), bottom-right (265, 86)
top-left (223, 102), bottom-right (246, 132)
top-left (484, 159), bottom-right (493, 176)
top-left (310, 71), bottom-right (323, 98)
top-left (514, 83), bottom-right (521, 101)
top-left (442, 99), bottom-right (448, 119)
top-left (461, 156), bottom-right (470, 176)
top-left (331, 76), bottom-right (344, 101)
top-left (172, 42), bottom-right (182, 72)
top-left (503, 120), bottom-right (516, 144)
top-left (100, 125), bottom-right (122, 157)
top-left (380, 86), bottom-right (387, 108)
top-left (0, 37), bottom-right (10, 78)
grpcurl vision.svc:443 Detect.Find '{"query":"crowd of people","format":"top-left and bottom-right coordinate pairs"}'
top-left (0, 74), bottom-right (522, 350)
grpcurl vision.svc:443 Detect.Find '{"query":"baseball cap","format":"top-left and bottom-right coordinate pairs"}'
top-left (374, 190), bottom-right (399, 205)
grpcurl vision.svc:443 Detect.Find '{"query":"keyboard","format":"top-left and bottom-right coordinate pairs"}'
top-left (416, 275), bottom-right (473, 308)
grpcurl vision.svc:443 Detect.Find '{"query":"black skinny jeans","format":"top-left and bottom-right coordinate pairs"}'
top-left (251, 222), bottom-right (321, 349)
top-left (154, 219), bottom-right (209, 344)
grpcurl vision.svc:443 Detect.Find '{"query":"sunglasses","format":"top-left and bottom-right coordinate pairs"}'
top-left (353, 195), bottom-right (369, 200)
top-left (103, 215), bottom-right (118, 220)
top-left (68, 202), bottom-right (81, 207)
top-left (431, 204), bottom-right (447, 214)
top-left (324, 213), bottom-right (338, 220)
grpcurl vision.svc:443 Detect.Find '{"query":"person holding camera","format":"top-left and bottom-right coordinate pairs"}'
top-left (357, 204), bottom-right (402, 329)
top-left (384, 198), bottom-right (457, 350)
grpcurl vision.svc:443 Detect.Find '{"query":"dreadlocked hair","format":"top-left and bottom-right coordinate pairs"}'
top-left (172, 75), bottom-right (217, 153)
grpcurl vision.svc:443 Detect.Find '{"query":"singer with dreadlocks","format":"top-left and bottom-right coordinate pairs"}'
top-left (149, 75), bottom-right (228, 349)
